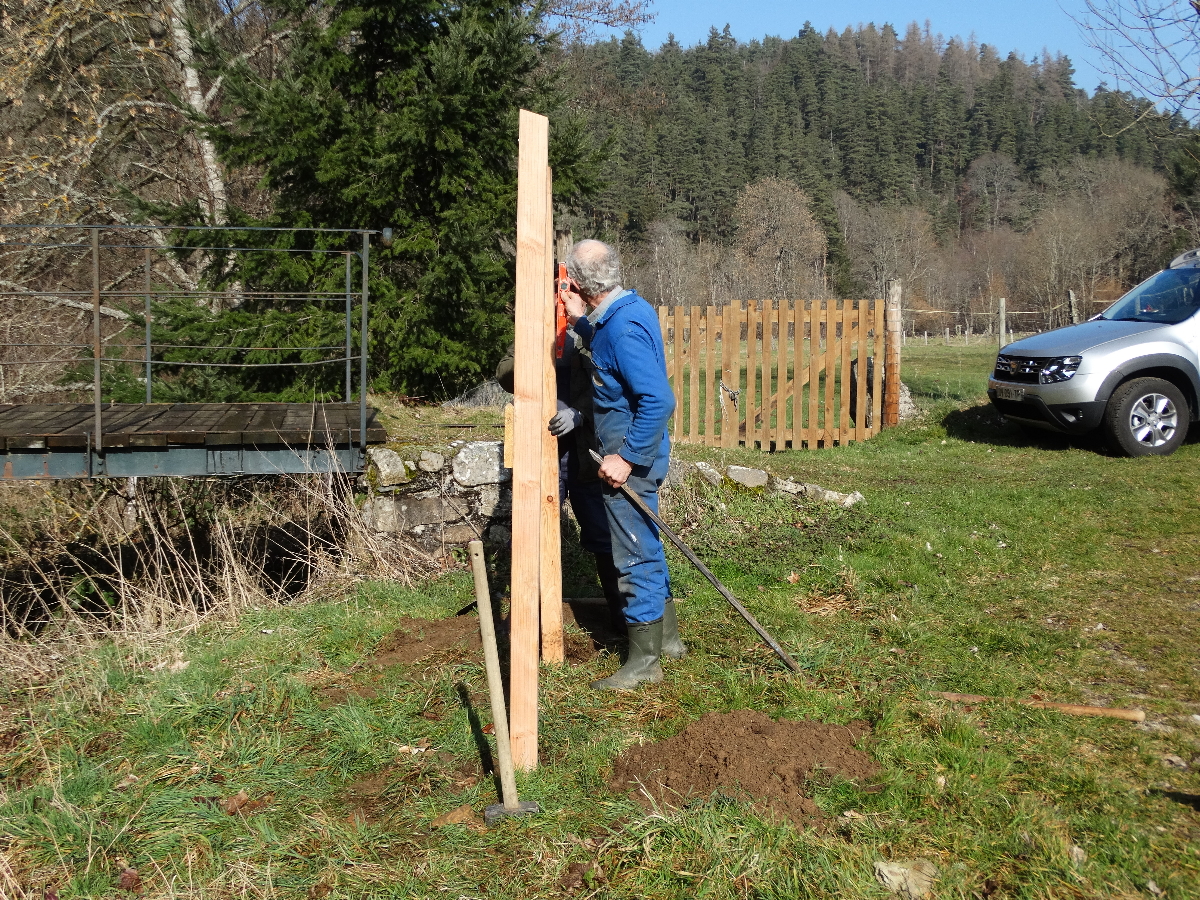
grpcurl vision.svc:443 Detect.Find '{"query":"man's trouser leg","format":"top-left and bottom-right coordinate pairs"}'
top-left (591, 467), bottom-right (669, 690)
top-left (567, 476), bottom-right (625, 635)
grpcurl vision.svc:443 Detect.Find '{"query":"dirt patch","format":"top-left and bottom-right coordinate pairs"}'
top-left (369, 615), bottom-right (481, 668)
top-left (610, 710), bottom-right (879, 826)
top-left (318, 615), bottom-right (481, 705)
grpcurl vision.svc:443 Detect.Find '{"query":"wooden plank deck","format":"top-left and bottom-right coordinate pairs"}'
top-left (0, 403), bottom-right (386, 450)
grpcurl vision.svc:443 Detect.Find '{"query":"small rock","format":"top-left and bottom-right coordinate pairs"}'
top-left (418, 450), bottom-right (446, 472)
top-left (114, 773), bottom-right (139, 790)
top-left (1191, 714), bottom-right (1200, 726)
top-left (1147, 880), bottom-right (1165, 897)
top-left (452, 441), bottom-right (509, 487)
top-left (874, 859), bottom-right (939, 899)
top-left (727, 465), bottom-right (769, 489)
top-left (934, 775), bottom-right (946, 791)
top-left (770, 475), bottom-right (805, 495)
top-left (1069, 844), bottom-right (1087, 867)
top-left (367, 447), bottom-right (413, 487)
top-left (1162, 754), bottom-right (1188, 770)
top-left (664, 457), bottom-right (689, 487)
top-left (693, 461), bottom-right (724, 486)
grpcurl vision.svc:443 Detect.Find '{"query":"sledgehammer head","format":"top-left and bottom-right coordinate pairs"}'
top-left (484, 800), bottom-right (540, 826)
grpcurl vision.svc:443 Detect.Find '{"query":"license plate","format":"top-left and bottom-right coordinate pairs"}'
top-left (997, 386), bottom-right (1024, 402)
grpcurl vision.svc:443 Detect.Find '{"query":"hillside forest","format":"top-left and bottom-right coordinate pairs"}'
top-left (2, 0), bottom-right (1199, 400)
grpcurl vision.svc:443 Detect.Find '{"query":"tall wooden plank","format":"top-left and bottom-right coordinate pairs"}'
top-left (721, 302), bottom-right (736, 448)
top-left (672, 307), bottom-right (684, 442)
top-left (870, 299), bottom-right (885, 436)
top-left (509, 109), bottom-right (548, 771)
top-left (839, 301), bottom-right (852, 443)
top-left (823, 300), bottom-right (839, 445)
top-left (744, 302), bottom-right (758, 449)
top-left (855, 299), bottom-right (869, 442)
top-left (795, 302), bottom-right (808, 450)
top-left (774, 299), bottom-right (787, 449)
top-left (539, 166), bottom-right (563, 665)
top-left (688, 304), bottom-right (700, 443)
top-left (807, 302), bottom-right (821, 448)
top-left (704, 306), bottom-right (717, 446)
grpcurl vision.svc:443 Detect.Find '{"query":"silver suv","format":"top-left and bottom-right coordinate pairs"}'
top-left (988, 248), bottom-right (1200, 456)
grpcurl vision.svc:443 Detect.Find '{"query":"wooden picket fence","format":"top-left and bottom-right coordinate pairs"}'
top-left (657, 300), bottom-right (887, 450)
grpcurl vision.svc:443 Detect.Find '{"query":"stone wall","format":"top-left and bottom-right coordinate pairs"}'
top-left (360, 441), bottom-right (863, 558)
top-left (360, 442), bottom-right (512, 558)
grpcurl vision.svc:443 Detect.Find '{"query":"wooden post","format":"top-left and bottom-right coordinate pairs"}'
top-left (746, 302), bottom-right (759, 449)
top-left (721, 302), bottom-right (736, 448)
top-left (540, 165), bottom-right (563, 664)
top-left (688, 304), bottom-right (700, 442)
top-left (883, 281), bottom-right (902, 428)
top-left (855, 300), bottom-right (868, 442)
top-left (510, 109), bottom-right (550, 771)
top-left (795, 301), bottom-right (808, 448)
top-left (998, 297), bottom-right (1007, 349)
top-left (703, 306), bottom-right (716, 445)
top-left (671, 306), bottom-right (684, 441)
top-left (1068, 289), bottom-right (1079, 324)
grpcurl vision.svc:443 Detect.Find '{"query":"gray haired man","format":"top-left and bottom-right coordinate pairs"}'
top-left (561, 240), bottom-right (685, 690)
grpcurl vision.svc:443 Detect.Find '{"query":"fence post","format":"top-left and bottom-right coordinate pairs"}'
top-left (144, 247), bottom-right (152, 404)
top-left (883, 280), bottom-right (902, 428)
top-left (345, 252), bottom-right (353, 402)
top-left (1068, 289), bottom-right (1080, 324)
top-left (998, 297), bottom-right (1007, 349)
top-left (91, 227), bottom-right (102, 457)
top-left (360, 232), bottom-right (369, 462)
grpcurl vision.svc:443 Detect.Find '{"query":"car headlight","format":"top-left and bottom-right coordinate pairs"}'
top-left (1039, 356), bottom-right (1082, 383)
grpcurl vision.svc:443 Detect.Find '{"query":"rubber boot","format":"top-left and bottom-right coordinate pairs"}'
top-left (594, 552), bottom-right (626, 638)
top-left (591, 618), bottom-right (663, 691)
top-left (661, 597), bottom-right (687, 660)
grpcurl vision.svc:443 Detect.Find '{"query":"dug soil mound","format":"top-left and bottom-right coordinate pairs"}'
top-left (611, 710), bottom-right (879, 826)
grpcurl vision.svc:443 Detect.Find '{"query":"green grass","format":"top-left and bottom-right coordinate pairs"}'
top-left (2, 343), bottom-right (1199, 898)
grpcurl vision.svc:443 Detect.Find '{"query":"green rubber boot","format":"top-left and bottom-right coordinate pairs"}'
top-left (591, 618), bottom-right (663, 691)
top-left (661, 597), bottom-right (687, 660)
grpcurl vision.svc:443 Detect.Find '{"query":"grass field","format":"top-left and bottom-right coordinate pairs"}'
top-left (2, 344), bottom-right (1199, 899)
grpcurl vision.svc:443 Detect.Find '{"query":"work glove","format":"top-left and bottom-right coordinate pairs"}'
top-left (548, 401), bottom-right (583, 437)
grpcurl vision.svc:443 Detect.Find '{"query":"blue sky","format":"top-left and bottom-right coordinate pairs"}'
top-left (618, 1), bottom-right (1108, 92)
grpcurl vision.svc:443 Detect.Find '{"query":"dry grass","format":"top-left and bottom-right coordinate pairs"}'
top-left (0, 471), bottom-right (439, 689)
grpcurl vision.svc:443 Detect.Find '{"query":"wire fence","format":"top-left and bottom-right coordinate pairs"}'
top-left (0, 223), bottom-right (381, 454)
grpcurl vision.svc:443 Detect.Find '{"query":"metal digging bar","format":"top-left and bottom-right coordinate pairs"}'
top-left (588, 449), bottom-right (801, 673)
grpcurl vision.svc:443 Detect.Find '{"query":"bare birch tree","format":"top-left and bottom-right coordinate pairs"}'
top-left (1079, 0), bottom-right (1200, 120)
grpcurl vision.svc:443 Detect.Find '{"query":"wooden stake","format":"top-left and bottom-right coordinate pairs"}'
top-left (510, 109), bottom-right (550, 771)
top-left (540, 165), bottom-right (563, 664)
top-left (933, 692), bottom-right (1145, 723)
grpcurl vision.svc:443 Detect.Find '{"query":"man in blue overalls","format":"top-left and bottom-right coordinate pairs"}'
top-left (562, 239), bottom-right (685, 690)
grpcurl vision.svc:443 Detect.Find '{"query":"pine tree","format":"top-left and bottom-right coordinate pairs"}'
top-left (151, 0), bottom-right (595, 400)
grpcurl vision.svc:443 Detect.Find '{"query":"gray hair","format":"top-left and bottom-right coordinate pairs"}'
top-left (566, 239), bottom-right (622, 297)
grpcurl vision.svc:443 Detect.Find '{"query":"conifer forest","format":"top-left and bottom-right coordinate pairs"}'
top-left (2, 0), bottom-right (1198, 399)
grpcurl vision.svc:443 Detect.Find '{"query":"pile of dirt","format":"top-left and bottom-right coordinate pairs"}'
top-left (610, 710), bottom-right (879, 826)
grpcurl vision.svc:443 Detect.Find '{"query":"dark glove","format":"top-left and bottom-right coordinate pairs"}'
top-left (548, 405), bottom-right (583, 437)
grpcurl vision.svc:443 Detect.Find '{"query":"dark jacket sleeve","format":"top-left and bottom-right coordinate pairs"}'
top-left (494, 342), bottom-right (516, 393)
top-left (613, 322), bottom-right (675, 466)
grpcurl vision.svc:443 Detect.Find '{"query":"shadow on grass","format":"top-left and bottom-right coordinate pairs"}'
top-left (940, 403), bottom-right (1108, 453)
top-left (1148, 788), bottom-right (1200, 811)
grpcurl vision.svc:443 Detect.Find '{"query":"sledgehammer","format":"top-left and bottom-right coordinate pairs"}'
top-left (588, 449), bottom-right (801, 673)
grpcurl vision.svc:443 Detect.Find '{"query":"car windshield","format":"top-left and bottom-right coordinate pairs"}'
top-left (1100, 267), bottom-right (1200, 324)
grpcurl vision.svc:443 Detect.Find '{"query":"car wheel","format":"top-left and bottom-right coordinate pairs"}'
top-left (1103, 377), bottom-right (1190, 457)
